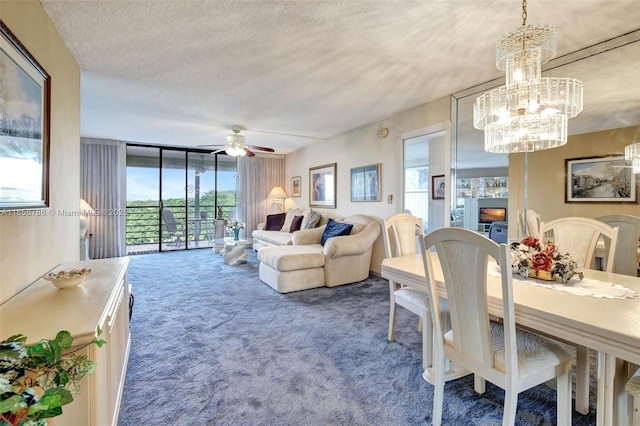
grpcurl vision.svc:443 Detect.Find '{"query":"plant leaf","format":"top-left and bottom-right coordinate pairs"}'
top-left (0, 394), bottom-right (27, 414)
top-left (55, 331), bottom-right (73, 350)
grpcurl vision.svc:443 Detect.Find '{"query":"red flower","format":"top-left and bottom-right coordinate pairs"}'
top-left (531, 252), bottom-right (553, 271)
top-left (521, 236), bottom-right (540, 248)
top-left (541, 243), bottom-right (557, 256)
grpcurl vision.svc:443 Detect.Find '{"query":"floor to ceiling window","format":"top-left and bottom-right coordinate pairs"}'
top-left (125, 145), bottom-right (237, 254)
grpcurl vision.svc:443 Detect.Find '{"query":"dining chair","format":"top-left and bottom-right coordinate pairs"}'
top-left (518, 209), bottom-right (541, 238)
top-left (539, 216), bottom-right (619, 414)
top-left (597, 214), bottom-right (640, 277)
top-left (627, 368), bottom-right (640, 426)
top-left (540, 216), bottom-right (619, 272)
top-left (419, 228), bottom-right (574, 426)
top-left (161, 208), bottom-right (185, 246)
top-left (382, 213), bottom-right (441, 370)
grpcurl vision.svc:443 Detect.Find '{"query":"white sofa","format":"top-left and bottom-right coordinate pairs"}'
top-left (257, 214), bottom-right (381, 293)
top-left (251, 208), bottom-right (343, 251)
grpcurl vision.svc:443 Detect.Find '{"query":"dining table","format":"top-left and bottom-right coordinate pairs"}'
top-left (381, 252), bottom-right (640, 426)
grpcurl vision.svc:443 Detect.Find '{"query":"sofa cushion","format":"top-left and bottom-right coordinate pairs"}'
top-left (265, 213), bottom-right (286, 231)
top-left (251, 230), bottom-right (293, 246)
top-left (281, 208), bottom-right (303, 232)
top-left (305, 211), bottom-right (322, 229)
top-left (290, 215), bottom-right (304, 232)
top-left (258, 245), bottom-right (325, 271)
top-left (321, 219), bottom-right (353, 246)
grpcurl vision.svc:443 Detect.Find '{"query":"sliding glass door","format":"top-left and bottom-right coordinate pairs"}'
top-left (126, 145), bottom-right (236, 254)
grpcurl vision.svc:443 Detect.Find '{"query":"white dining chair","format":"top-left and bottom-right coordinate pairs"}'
top-left (627, 368), bottom-right (640, 426)
top-left (420, 228), bottom-right (574, 426)
top-left (518, 209), bottom-right (541, 238)
top-left (539, 216), bottom-right (619, 414)
top-left (597, 214), bottom-right (640, 277)
top-left (383, 213), bottom-right (443, 370)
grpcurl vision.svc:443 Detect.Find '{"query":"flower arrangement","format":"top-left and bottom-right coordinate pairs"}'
top-left (0, 330), bottom-right (105, 426)
top-left (510, 236), bottom-right (584, 284)
top-left (226, 220), bottom-right (245, 231)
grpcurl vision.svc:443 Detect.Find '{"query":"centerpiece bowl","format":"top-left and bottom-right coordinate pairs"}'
top-left (43, 268), bottom-right (92, 289)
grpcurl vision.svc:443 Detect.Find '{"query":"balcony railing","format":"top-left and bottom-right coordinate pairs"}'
top-left (125, 204), bottom-right (234, 250)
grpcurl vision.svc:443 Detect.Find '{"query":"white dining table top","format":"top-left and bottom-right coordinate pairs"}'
top-left (381, 253), bottom-right (640, 365)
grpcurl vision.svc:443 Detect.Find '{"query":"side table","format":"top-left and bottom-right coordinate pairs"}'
top-left (214, 238), bottom-right (251, 265)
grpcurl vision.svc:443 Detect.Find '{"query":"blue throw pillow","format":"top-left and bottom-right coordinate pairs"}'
top-left (320, 219), bottom-right (353, 246)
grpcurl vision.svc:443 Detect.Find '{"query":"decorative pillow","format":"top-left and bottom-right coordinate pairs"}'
top-left (281, 208), bottom-right (303, 232)
top-left (305, 211), bottom-right (322, 229)
top-left (320, 219), bottom-right (353, 246)
top-left (289, 215), bottom-right (304, 233)
top-left (265, 213), bottom-right (286, 231)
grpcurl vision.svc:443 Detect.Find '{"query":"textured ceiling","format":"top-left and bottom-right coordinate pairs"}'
top-left (40, 0), bottom-right (640, 155)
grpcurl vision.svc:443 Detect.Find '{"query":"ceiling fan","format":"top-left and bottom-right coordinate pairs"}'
top-left (198, 127), bottom-right (275, 157)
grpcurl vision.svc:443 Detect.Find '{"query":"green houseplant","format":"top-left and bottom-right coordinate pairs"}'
top-left (0, 330), bottom-right (104, 426)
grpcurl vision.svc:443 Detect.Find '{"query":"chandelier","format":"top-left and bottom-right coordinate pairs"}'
top-left (225, 130), bottom-right (247, 156)
top-left (625, 143), bottom-right (640, 174)
top-left (474, 0), bottom-right (583, 153)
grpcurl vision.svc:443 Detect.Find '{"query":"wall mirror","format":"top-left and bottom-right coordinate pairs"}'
top-left (450, 31), bottom-right (640, 233)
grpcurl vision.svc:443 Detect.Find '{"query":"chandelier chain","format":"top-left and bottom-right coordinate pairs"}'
top-left (522, 0), bottom-right (527, 26)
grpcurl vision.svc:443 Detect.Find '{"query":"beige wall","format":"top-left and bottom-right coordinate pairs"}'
top-left (0, 1), bottom-right (81, 303)
top-left (285, 97), bottom-right (451, 274)
top-left (508, 125), bottom-right (640, 238)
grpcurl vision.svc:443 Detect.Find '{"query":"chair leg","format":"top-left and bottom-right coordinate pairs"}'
top-left (575, 346), bottom-right (590, 415)
top-left (557, 365), bottom-right (572, 426)
top-left (422, 310), bottom-right (433, 370)
top-left (388, 292), bottom-right (397, 342)
top-left (474, 375), bottom-right (486, 394)
top-left (503, 389), bottom-right (518, 426)
top-left (432, 354), bottom-right (446, 426)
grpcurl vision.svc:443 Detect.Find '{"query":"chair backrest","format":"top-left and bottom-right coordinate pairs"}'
top-left (597, 214), bottom-right (640, 276)
top-left (383, 213), bottom-right (423, 258)
top-left (162, 209), bottom-right (178, 233)
top-left (518, 209), bottom-right (541, 238)
top-left (540, 217), bottom-right (619, 272)
top-left (420, 228), bottom-right (518, 382)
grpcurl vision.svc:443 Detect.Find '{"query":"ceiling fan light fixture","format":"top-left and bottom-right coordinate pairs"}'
top-left (225, 145), bottom-right (246, 157)
top-left (473, 0), bottom-right (583, 154)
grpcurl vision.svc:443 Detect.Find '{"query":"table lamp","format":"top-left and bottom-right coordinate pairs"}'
top-left (79, 199), bottom-right (95, 237)
top-left (268, 187), bottom-right (288, 213)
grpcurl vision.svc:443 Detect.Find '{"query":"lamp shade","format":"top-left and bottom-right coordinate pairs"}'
top-left (268, 187), bottom-right (288, 200)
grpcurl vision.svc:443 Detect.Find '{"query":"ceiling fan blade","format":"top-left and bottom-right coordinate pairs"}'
top-left (243, 147), bottom-right (256, 157)
top-left (246, 145), bottom-right (275, 152)
top-left (211, 148), bottom-right (227, 154)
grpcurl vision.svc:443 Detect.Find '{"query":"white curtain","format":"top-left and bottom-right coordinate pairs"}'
top-left (237, 153), bottom-right (285, 235)
top-left (81, 138), bottom-right (125, 259)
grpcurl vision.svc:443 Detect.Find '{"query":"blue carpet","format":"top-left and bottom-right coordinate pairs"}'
top-left (117, 248), bottom-right (596, 425)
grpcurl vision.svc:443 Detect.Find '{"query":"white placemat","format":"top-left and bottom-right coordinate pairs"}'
top-left (488, 263), bottom-right (638, 299)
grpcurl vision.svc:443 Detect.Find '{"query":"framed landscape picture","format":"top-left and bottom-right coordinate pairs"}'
top-left (565, 156), bottom-right (636, 203)
top-left (309, 163), bottom-right (336, 208)
top-left (432, 175), bottom-right (445, 200)
top-left (0, 20), bottom-right (51, 209)
top-left (350, 163), bottom-right (381, 202)
top-left (291, 176), bottom-right (301, 197)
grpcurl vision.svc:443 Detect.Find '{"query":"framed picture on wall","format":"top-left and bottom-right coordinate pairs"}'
top-left (565, 156), bottom-right (637, 203)
top-left (309, 163), bottom-right (336, 208)
top-left (432, 175), bottom-right (445, 200)
top-left (291, 176), bottom-right (301, 197)
top-left (0, 21), bottom-right (51, 209)
top-left (350, 163), bottom-right (381, 202)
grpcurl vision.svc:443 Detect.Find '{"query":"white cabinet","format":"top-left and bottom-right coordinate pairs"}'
top-left (0, 257), bottom-right (131, 426)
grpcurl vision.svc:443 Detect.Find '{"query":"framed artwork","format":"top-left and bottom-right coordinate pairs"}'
top-left (291, 176), bottom-right (301, 197)
top-left (566, 156), bottom-right (636, 203)
top-left (350, 163), bottom-right (381, 202)
top-left (0, 20), bottom-right (51, 209)
top-left (432, 175), bottom-right (446, 200)
top-left (309, 163), bottom-right (336, 208)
